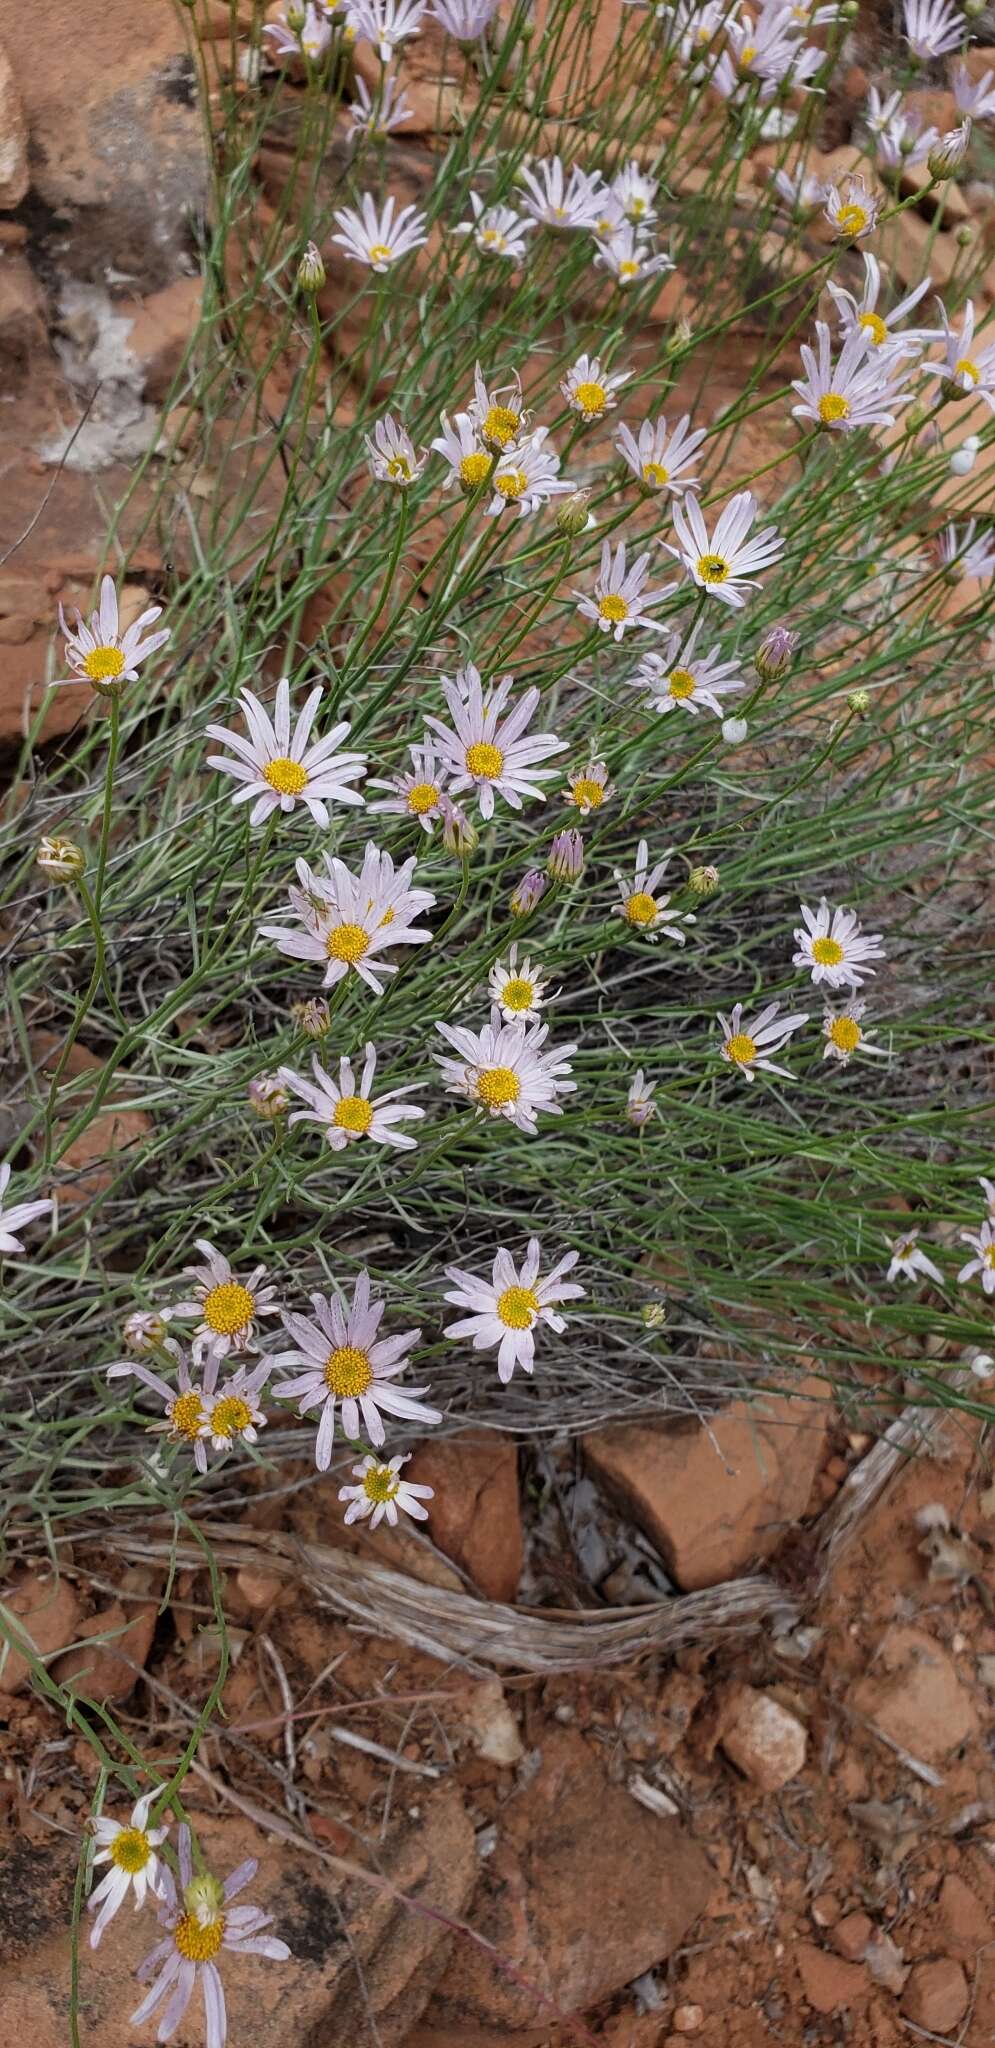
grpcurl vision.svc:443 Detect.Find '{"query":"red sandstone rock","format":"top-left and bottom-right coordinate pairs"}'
top-left (852, 1625), bottom-right (979, 1763)
top-left (404, 1430), bottom-right (523, 1603)
top-left (720, 1687), bottom-right (807, 1792)
top-left (0, 1571), bottom-right (81, 1694)
top-left (901, 1957), bottom-right (970, 2033)
top-left (796, 1943), bottom-right (869, 2014)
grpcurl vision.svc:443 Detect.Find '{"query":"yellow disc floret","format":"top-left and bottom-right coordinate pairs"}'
top-left (725, 1032), bottom-right (758, 1065)
top-left (642, 460), bottom-right (669, 487)
top-left (495, 469), bottom-right (528, 500)
top-left (497, 1284), bottom-right (541, 1329)
top-left (363, 1463), bottom-right (400, 1503)
top-left (326, 922), bottom-right (370, 964)
top-left (828, 1015), bottom-right (861, 1053)
top-left (459, 451), bottom-right (492, 490)
top-left (210, 1394), bottom-right (254, 1440)
top-left (859, 312), bottom-right (887, 346)
top-left (573, 379), bottom-right (608, 418)
top-left (202, 1280), bottom-right (255, 1337)
top-left (110, 1827), bottom-right (152, 1873)
top-left (954, 357), bottom-right (979, 383)
top-left (170, 1390), bottom-right (206, 1442)
top-left (501, 976), bottom-right (535, 1012)
top-left (368, 242), bottom-right (393, 264)
top-left (407, 781), bottom-right (439, 815)
top-left (836, 203), bottom-right (867, 236)
top-left (466, 740), bottom-right (504, 778)
top-left (598, 593), bottom-right (629, 623)
top-left (82, 646), bottom-right (126, 684)
top-left (476, 1065), bottom-right (520, 1107)
top-left (334, 1095), bottom-right (374, 1135)
top-left (174, 1913), bottom-right (226, 1963)
top-left (697, 553), bottom-right (729, 585)
top-left (263, 755), bottom-right (308, 795)
top-left (625, 890), bottom-right (658, 926)
top-left (667, 668), bottom-right (696, 699)
top-left (818, 393), bottom-right (850, 425)
top-left (482, 403), bottom-right (521, 447)
top-left (571, 776), bottom-right (605, 809)
top-left (324, 1345), bottom-right (374, 1397)
top-left (811, 936), bottom-right (844, 966)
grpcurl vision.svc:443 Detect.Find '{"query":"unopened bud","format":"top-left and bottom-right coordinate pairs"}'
top-left (123, 1310), bottom-right (169, 1354)
top-left (754, 624), bottom-right (797, 681)
top-left (642, 1301), bottom-right (667, 1328)
top-left (963, 0), bottom-right (985, 18)
top-left (248, 1073), bottom-right (289, 1120)
top-left (510, 867), bottom-right (547, 916)
top-left (292, 996), bottom-right (332, 1040)
top-left (927, 120), bottom-right (971, 180)
top-left (441, 799), bottom-right (478, 856)
top-left (286, 0), bottom-right (307, 25)
top-left (840, 0), bottom-right (858, 16)
top-left (547, 827), bottom-right (584, 882)
top-left (37, 834), bottom-right (85, 880)
top-left (847, 688), bottom-right (870, 716)
top-left (555, 489), bottom-right (593, 538)
top-left (955, 223), bottom-right (973, 248)
top-left (297, 241), bottom-right (326, 294)
top-left (721, 716), bottom-right (748, 745)
top-left (688, 863), bottom-right (719, 898)
top-left (967, 1348), bottom-right (995, 1380)
top-left (950, 433), bottom-right (980, 477)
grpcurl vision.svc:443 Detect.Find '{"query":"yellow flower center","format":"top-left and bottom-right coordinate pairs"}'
top-left (202, 1280), bottom-right (255, 1337)
top-left (829, 1015), bottom-right (861, 1053)
top-left (459, 451), bottom-right (492, 489)
top-left (642, 460), bottom-right (669, 487)
top-left (725, 1032), bottom-right (757, 1065)
top-left (479, 228), bottom-right (505, 250)
top-left (476, 1065), bottom-right (520, 1107)
top-left (986, 1246), bottom-right (995, 1269)
top-left (697, 553), bottom-right (729, 584)
top-left (81, 645), bottom-right (126, 683)
top-left (170, 1390), bottom-right (206, 1442)
top-left (211, 1394), bottom-right (254, 1439)
top-left (625, 890), bottom-right (657, 926)
top-left (368, 242), bottom-right (393, 263)
top-left (571, 775), bottom-right (605, 808)
top-left (739, 41), bottom-right (757, 64)
top-left (501, 975), bottom-right (535, 1012)
top-left (495, 469), bottom-right (528, 499)
top-left (618, 259), bottom-right (640, 279)
top-left (386, 454), bottom-right (413, 480)
top-left (406, 780), bottom-right (439, 814)
top-left (466, 740), bottom-right (504, 778)
top-left (497, 1283), bottom-right (541, 1329)
top-left (363, 1464), bottom-right (400, 1503)
top-left (482, 403), bottom-right (521, 447)
top-left (629, 197), bottom-right (647, 219)
top-left (263, 755), bottom-right (308, 795)
top-left (324, 1344), bottom-right (374, 1397)
top-left (110, 1827), bottom-right (152, 1873)
top-left (859, 311), bottom-right (888, 345)
top-left (668, 668), bottom-right (696, 699)
top-left (333, 1094), bottom-right (374, 1134)
top-left (574, 379), bottom-right (608, 418)
top-left (836, 203), bottom-right (868, 236)
top-left (811, 935), bottom-right (845, 965)
top-left (326, 922), bottom-right (369, 964)
top-left (174, 1913), bottom-right (226, 1964)
top-left (598, 593), bottom-right (629, 622)
top-left (955, 356), bottom-right (979, 383)
top-left (818, 393), bottom-right (851, 425)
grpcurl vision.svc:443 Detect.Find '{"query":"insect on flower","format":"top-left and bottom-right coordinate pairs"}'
top-left (668, 492), bottom-right (785, 609)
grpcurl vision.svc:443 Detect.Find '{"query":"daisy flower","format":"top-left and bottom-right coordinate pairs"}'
top-left (770, 166), bottom-right (826, 217)
top-left (349, 0), bottom-right (426, 59)
top-left (865, 85), bottom-right (904, 135)
top-left (938, 520), bottom-right (995, 581)
top-left (876, 109), bottom-right (939, 167)
top-left (594, 224), bottom-right (673, 286)
top-left (346, 70), bottom-right (414, 139)
top-left (259, 842), bottom-right (435, 994)
top-left (718, 999), bottom-right (810, 1082)
top-left (467, 362), bottom-right (527, 450)
top-left (454, 191), bottom-right (534, 261)
top-left (486, 428), bottom-right (573, 519)
top-left (339, 1451), bottom-right (433, 1527)
top-left (821, 998), bottom-right (889, 1065)
top-left (887, 1228), bottom-right (944, 1284)
top-left (272, 1271), bottom-right (439, 1464)
top-left (364, 414), bottom-right (427, 486)
top-left (171, 1241), bottom-right (282, 1365)
top-left (793, 899), bottom-right (885, 990)
top-left (517, 156), bottom-right (607, 230)
top-left (57, 574), bottom-right (170, 696)
top-left (826, 252), bottom-right (937, 358)
top-left (613, 840), bottom-right (695, 944)
top-left (434, 1008), bottom-right (577, 1132)
top-left (443, 1238), bottom-right (584, 1382)
top-left (952, 59), bottom-right (995, 120)
top-left (922, 298), bottom-right (995, 408)
top-left (367, 735), bottom-right (450, 830)
top-left (489, 944), bottom-right (548, 1022)
top-left (0, 1162), bottom-right (52, 1255)
top-left (425, 664), bottom-right (566, 818)
top-left (106, 1352), bottom-right (216, 1474)
top-left (330, 192), bottom-right (427, 271)
top-left (204, 1361), bottom-right (270, 1453)
top-left (628, 618), bottom-right (744, 718)
top-left (131, 1825), bottom-right (290, 2048)
top-left (561, 353), bottom-right (632, 422)
top-left (279, 1042), bottom-right (424, 1150)
top-left (791, 322), bottom-right (915, 433)
top-left (431, 0), bottom-right (500, 30)
top-left (902, 0), bottom-right (964, 61)
top-left (957, 1220), bottom-right (995, 1295)
top-left (575, 538), bottom-right (673, 640)
top-left (122, 1309), bottom-right (174, 1354)
top-left (823, 173), bottom-right (882, 241)
top-left (563, 758), bottom-right (613, 813)
top-left (611, 159), bottom-right (658, 224)
top-left (205, 679), bottom-right (367, 828)
top-left (431, 410), bottom-right (494, 495)
top-left (668, 491), bottom-right (785, 609)
top-left (88, 1794), bottom-right (168, 1948)
top-left (626, 1069), bottom-right (657, 1127)
top-left (265, 2), bottom-right (331, 59)
top-left (614, 412), bottom-right (706, 495)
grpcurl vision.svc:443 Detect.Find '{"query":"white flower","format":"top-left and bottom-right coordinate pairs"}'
top-left (467, 362), bottom-right (527, 449)
top-left (575, 538), bottom-right (673, 640)
top-left (770, 166), bottom-right (825, 216)
top-left (171, 1241), bottom-right (282, 1365)
top-left (876, 108), bottom-right (939, 167)
top-left (131, 1826), bottom-right (290, 2048)
top-left (430, 0), bottom-right (500, 34)
top-left (205, 679), bottom-right (366, 828)
top-left (865, 85), bottom-right (904, 136)
top-left (594, 224), bottom-right (673, 286)
top-left (88, 1795), bottom-right (168, 1948)
top-left (364, 414), bottom-right (427, 486)
top-left (561, 353), bottom-right (632, 421)
top-left (265, 4), bottom-right (331, 61)
top-left (279, 1042), bottom-right (424, 1150)
top-left (823, 173), bottom-right (882, 241)
top-left (259, 842), bottom-right (435, 993)
top-left (346, 70), bottom-right (414, 139)
top-left (425, 664), bottom-right (566, 818)
top-left (613, 840), bottom-right (695, 943)
top-left (489, 944), bottom-right (548, 1022)
top-left (204, 1360), bottom-right (270, 1452)
top-left (610, 159), bottom-right (658, 224)
top-left (349, 0), bottom-right (427, 60)
top-left (443, 1238), bottom-right (584, 1382)
top-left (791, 322), bottom-right (915, 433)
top-left (902, 0), bottom-right (964, 60)
top-left (614, 411), bottom-right (706, 495)
top-left (922, 298), bottom-right (995, 409)
top-left (563, 758), bottom-right (614, 812)
top-left (57, 574), bottom-right (170, 694)
top-left (952, 59), bottom-right (995, 120)
top-left (105, 1352), bottom-right (216, 1474)
top-left (272, 1271), bottom-right (439, 1465)
top-left (887, 1228), bottom-right (944, 1284)
top-left (486, 428), bottom-right (572, 519)
top-left (122, 1309), bottom-right (173, 1354)
top-left (431, 410), bottom-right (493, 494)
top-left (339, 1451), bottom-right (433, 1526)
top-left (517, 156), bottom-right (607, 230)
top-left (434, 1007), bottom-right (577, 1132)
top-left (626, 1069), bottom-right (657, 1126)
top-left (957, 1220), bottom-right (995, 1295)
top-left (793, 899), bottom-right (885, 990)
top-left (718, 999), bottom-right (809, 1081)
top-left (939, 520), bottom-right (995, 581)
top-left (368, 735), bottom-right (450, 829)
top-left (826, 253), bottom-right (937, 360)
top-left (668, 491), bottom-right (785, 609)
top-left (0, 1162), bottom-right (52, 1254)
top-left (454, 190), bottom-right (534, 261)
top-left (628, 618), bottom-right (744, 718)
top-left (821, 998), bottom-right (889, 1065)
top-left (330, 192), bottom-right (427, 270)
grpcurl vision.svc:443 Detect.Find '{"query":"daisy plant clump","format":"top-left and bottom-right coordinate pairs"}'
top-left (4, 3), bottom-right (995, 2035)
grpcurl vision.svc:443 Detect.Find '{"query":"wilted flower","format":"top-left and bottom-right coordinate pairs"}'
top-left (821, 998), bottom-right (888, 1064)
top-left (823, 173), bottom-right (881, 240)
top-left (626, 1069), bottom-right (656, 1126)
top-left (563, 760), bottom-right (613, 814)
top-left (688, 864), bottom-right (719, 897)
top-left (247, 1075), bottom-right (289, 1121)
top-left (928, 119), bottom-right (971, 177)
top-left (613, 841), bottom-right (694, 944)
top-left (291, 995), bottom-right (333, 1039)
top-left (37, 835), bottom-right (85, 880)
top-left (364, 414), bottom-right (427, 487)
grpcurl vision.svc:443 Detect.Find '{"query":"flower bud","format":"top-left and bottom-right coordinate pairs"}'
top-left (184, 1874), bottom-right (226, 1927)
top-left (754, 624), bottom-right (797, 681)
top-left (688, 863), bottom-right (719, 898)
top-left (510, 867), bottom-right (547, 916)
top-left (949, 433), bottom-right (980, 477)
top-left (297, 241), bottom-right (326, 294)
top-left (123, 1310), bottom-right (169, 1354)
top-left (665, 317), bottom-right (693, 360)
top-left (37, 834), bottom-right (85, 880)
top-left (963, 0), bottom-right (985, 18)
top-left (840, 0), bottom-right (858, 16)
top-left (441, 798), bottom-right (478, 856)
top-left (955, 223), bottom-right (973, 248)
top-left (967, 1348), bottom-right (995, 1381)
top-left (847, 688), bottom-right (870, 716)
top-left (642, 1301), bottom-right (667, 1328)
top-left (927, 120), bottom-right (971, 180)
top-left (555, 488), bottom-right (594, 538)
top-left (248, 1074), bottom-right (289, 1120)
top-left (721, 716), bottom-right (748, 745)
top-left (286, 0), bottom-right (307, 26)
top-left (547, 827), bottom-right (584, 882)
top-left (292, 996), bottom-right (332, 1040)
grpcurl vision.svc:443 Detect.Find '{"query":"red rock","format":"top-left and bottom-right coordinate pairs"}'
top-left (935, 1873), bottom-right (991, 1959)
top-left (796, 1943), bottom-right (869, 2014)
top-left (0, 1571), bottom-right (81, 1694)
top-left (51, 1570), bottom-right (158, 1702)
top-left (672, 2006), bottom-right (704, 2033)
top-left (901, 1958), bottom-right (969, 2033)
top-left (0, 40), bottom-right (28, 208)
top-left (851, 1626), bottom-right (979, 1763)
top-left (403, 1430), bottom-right (522, 1602)
top-left (720, 1686), bottom-right (807, 1792)
top-left (0, 251), bottom-right (48, 384)
top-left (31, 1033), bottom-right (153, 1211)
top-left (124, 278), bottom-right (203, 403)
top-left (832, 1912), bottom-right (872, 1961)
top-left (584, 1374), bottom-right (829, 1588)
top-left (412, 1730), bottom-right (712, 2046)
